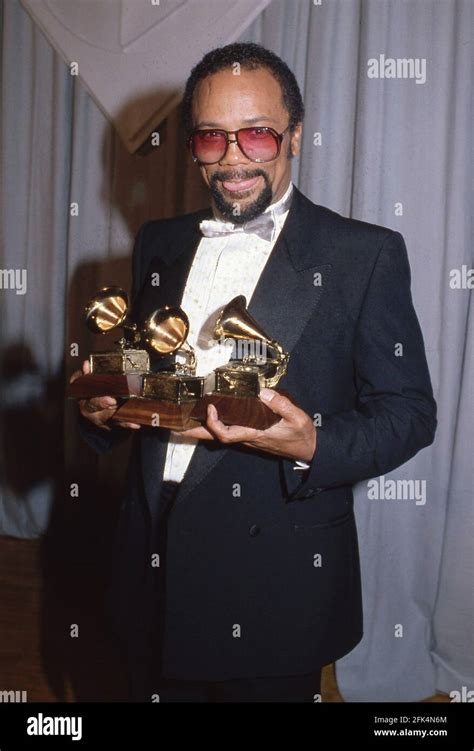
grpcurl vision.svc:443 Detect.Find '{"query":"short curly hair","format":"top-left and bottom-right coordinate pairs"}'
top-left (182, 42), bottom-right (305, 135)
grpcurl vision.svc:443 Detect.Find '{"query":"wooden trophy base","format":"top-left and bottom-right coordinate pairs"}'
top-left (67, 373), bottom-right (143, 399)
top-left (113, 393), bottom-right (281, 431)
top-left (68, 374), bottom-right (287, 431)
top-left (113, 397), bottom-right (201, 431)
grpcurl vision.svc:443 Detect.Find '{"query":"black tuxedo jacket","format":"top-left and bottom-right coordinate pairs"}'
top-left (80, 186), bottom-right (436, 685)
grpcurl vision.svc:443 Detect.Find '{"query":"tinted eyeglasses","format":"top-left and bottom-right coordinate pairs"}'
top-left (188, 125), bottom-right (290, 165)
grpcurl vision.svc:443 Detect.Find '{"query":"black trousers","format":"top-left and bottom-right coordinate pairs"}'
top-left (133, 481), bottom-right (322, 703)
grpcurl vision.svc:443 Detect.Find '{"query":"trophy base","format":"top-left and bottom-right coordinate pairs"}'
top-left (113, 398), bottom-right (202, 430)
top-left (200, 394), bottom-right (280, 430)
top-left (90, 349), bottom-right (150, 375)
top-left (214, 361), bottom-right (277, 397)
top-left (112, 393), bottom-right (282, 431)
top-left (142, 372), bottom-right (205, 403)
top-left (67, 373), bottom-right (143, 399)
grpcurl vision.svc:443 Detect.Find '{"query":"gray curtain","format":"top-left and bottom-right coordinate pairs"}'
top-left (1, 0), bottom-right (471, 701)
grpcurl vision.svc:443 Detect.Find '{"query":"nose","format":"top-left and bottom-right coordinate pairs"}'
top-left (219, 136), bottom-right (249, 166)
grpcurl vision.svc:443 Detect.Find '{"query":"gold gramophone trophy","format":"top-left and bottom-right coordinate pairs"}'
top-left (67, 286), bottom-right (207, 429)
top-left (192, 295), bottom-right (291, 430)
top-left (212, 295), bottom-right (289, 396)
top-left (67, 286), bottom-right (149, 400)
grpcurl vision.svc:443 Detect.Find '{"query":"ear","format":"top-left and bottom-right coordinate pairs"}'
top-left (289, 123), bottom-right (303, 157)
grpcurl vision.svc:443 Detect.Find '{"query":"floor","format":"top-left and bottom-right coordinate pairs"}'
top-left (0, 536), bottom-right (449, 703)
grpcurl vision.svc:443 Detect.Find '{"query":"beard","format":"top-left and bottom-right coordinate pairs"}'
top-left (209, 169), bottom-right (273, 224)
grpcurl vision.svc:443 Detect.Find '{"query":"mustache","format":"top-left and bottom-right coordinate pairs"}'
top-left (211, 169), bottom-right (268, 184)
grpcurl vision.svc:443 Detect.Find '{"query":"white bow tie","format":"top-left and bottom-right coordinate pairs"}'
top-left (200, 213), bottom-right (275, 243)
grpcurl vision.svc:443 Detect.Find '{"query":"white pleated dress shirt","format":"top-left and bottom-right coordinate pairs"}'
top-left (163, 182), bottom-right (294, 483)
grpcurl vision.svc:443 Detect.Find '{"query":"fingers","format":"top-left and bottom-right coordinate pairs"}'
top-left (178, 404), bottom-right (259, 443)
top-left (78, 402), bottom-right (115, 428)
top-left (80, 402), bottom-right (116, 416)
top-left (70, 360), bottom-right (91, 384)
top-left (78, 395), bottom-right (118, 430)
top-left (74, 360), bottom-right (141, 429)
top-left (83, 396), bottom-right (117, 412)
top-left (203, 404), bottom-right (259, 443)
top-left (177, 426), bottom-right (215, 440)
top-left (259, 388), bottom-right (299, 421)
top-left (79, 402), bottom-right (141, 431)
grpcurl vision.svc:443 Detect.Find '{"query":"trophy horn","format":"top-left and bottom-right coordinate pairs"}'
top-left (143, 305), bottom-right (196, 372)
top-left (213, 295), bottom-right (288, 388)
top-left (214, 295), bottom-right (284, 360)
top-left (84, 286), bottom-right (130, 333)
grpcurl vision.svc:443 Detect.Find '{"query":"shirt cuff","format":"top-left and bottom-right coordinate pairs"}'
top-left (293, 460), bottom-right (311, 471)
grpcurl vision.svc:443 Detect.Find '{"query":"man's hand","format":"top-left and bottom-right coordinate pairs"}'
top-left (177, 388), bottom-right (317, 462)
top-left (69, 360), bottom-right (141, 431)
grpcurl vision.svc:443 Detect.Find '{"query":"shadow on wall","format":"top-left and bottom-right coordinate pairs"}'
top-left (33, 93), bottom-right (209, 701)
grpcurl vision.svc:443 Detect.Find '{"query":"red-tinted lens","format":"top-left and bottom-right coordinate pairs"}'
top-left (237, 128), bottom-right (280, 162)
top-left (190, 131), bottom-right (227, 163)
top-left (190, 127), bottom-right (282, 164)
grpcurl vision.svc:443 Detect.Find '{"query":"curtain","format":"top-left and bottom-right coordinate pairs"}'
top-left (1, 0), bottom-right (471, 701)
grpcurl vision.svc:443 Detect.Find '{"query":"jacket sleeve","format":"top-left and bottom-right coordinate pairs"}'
top-left (77, 222), bottom-right (151, 455)
top-left (283, 230), bottom-right (437, 500)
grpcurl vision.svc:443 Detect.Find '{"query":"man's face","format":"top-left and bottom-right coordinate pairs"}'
top-left (191, 67), bottom-right (302, 223)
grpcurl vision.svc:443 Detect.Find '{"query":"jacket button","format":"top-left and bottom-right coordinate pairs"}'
top-left (249, 524), bottom-right (260, 537)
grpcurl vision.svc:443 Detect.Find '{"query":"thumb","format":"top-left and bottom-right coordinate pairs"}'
top-left (258, 388), bottom-right (294, 418)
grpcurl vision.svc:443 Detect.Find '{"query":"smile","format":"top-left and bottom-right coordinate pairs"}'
top-left (221, 176), bottom-right (262, 194)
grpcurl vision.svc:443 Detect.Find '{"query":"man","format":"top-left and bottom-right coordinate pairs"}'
top-left (72, 43), bottom-right (436, 702)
